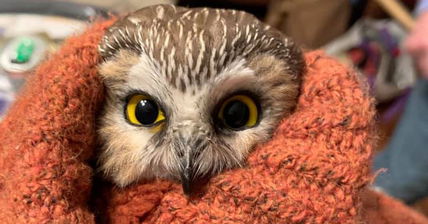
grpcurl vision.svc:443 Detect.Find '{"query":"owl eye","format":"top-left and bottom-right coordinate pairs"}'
top-left (218, 95), bottom-right (259, 129)
top-left (126, 94), bottom-right (165, 126)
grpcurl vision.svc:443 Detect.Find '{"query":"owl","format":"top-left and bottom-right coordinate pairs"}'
top-left (97, 4), bottom-right (304, 194)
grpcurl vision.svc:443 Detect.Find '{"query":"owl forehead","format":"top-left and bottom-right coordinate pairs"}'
top-left (126, 54), bottom-right (256, 119)
top-left (100, 5), bottom-right (296, 93)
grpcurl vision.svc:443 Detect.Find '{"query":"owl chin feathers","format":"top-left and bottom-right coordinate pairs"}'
top-left (97, 4), bottom-right (304, 194)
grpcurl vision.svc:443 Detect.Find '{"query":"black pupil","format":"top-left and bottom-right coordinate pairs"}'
top-left (135, 99), bottom-right (159, 125)
top-left (223, 100), bottom-right (250, 129)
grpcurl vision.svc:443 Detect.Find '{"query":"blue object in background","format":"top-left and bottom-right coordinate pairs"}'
top-left (374, 79), bottom-right (428, 204)
top-left (0, 97), bottom-right (6, 114)
top-left (0, 73), bottom-right (13, 120)
top-left (417, 0), bottom-right (428, 15)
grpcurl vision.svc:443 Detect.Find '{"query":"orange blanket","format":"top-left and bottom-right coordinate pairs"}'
top-left (0, 20), bottom-right (427, 224)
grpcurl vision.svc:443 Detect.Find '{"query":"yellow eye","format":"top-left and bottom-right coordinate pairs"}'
top-left (218, 95), bottom-right (259, 129)
top-left (126, 94), bottom-right (165, 126)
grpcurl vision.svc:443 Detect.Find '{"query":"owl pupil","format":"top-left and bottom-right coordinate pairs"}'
top-left (135, 99), bottom-right (158, 125)
top-left (223, 100), bottom-right (250, 129)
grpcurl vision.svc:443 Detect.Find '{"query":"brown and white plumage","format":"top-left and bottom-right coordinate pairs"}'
top-left (97, 4), bottom-right (304, 194)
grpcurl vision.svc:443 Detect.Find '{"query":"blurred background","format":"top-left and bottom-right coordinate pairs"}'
top-left (0, 0), bottom-right (426, 217)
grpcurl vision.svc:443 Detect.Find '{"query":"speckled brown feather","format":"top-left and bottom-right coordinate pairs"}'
top-left (99, 4), bottom-right (304, 93)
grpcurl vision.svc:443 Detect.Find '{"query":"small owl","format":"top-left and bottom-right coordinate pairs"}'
top-left (97, 4), bottom-right (304, 194)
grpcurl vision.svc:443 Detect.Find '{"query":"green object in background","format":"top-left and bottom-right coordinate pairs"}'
top-left (14, 38), bottom-right (35, 63)
top-left (1, 35), bottom-right (48, 74)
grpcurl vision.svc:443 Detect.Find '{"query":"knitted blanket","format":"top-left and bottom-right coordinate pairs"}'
top-left (0, 19), bottom-right (427, 224)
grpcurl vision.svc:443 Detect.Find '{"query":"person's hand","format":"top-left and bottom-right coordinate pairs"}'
top-left (405, 11), bottom-right (428, 79)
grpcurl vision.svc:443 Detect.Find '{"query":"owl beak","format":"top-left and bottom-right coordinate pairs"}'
top-left (180, 161), bottom-right (193, 195)
top-left (178, 139), bottom-right (202, 195)
top-left (175, 129), bottom-right (207, 195)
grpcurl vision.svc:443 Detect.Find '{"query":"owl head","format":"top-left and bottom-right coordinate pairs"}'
top-left (97, 4), bottom-right (304, 194)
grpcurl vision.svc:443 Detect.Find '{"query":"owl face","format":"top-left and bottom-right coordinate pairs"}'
top-left (98, 5), bottom-right (304, 194)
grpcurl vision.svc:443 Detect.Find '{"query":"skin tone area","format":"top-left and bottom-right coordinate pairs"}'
top-left (405, 11), bottom-right (428, 79)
